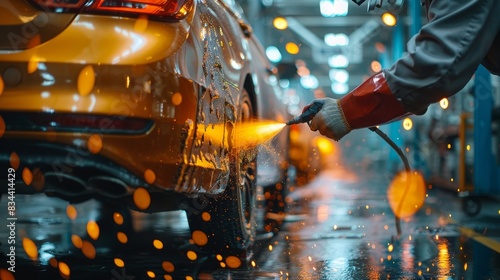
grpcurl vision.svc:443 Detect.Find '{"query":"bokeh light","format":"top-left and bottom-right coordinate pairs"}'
top-left (285, 42), bottom-right (300, 55)
top-left (382, 12), bottom-right (397, 26)
top-left (133, 187), bottom-right (151, 210)
top-left (273, 17), bottom-right (288, 30)
top-left (387, 171), bottom-right (426, 218)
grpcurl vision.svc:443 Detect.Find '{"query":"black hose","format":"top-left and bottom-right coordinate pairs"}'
top-left (369, 126), bottom-right (411, 238)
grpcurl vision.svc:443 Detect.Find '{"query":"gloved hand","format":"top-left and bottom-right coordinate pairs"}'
top-left (308, 98), bottom-right (351, 141)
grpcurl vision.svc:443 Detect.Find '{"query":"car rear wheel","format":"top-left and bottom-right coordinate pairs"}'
top-left (186, 89), bottom-right (256, 265)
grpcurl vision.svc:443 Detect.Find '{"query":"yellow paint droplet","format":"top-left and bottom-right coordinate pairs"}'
top-left (77, 65), bottom-right (95, 96)
top-left (0, 116), bottom-right (5, 138)
top-left (49, 257), bottom-right (58, 268)
top-left (113, 212), bottom-right (124, 225)
top-left (81, 240), bottom-right (96, 259)
top-left (0, 74), bottom-right (4, 96)
top-left (66, 205), bottom-right (78, 220)
top-left (117, 232), bottom-right (128, 243)
top-left (153, 239), bottom-right (164, 249)
top-left (202, 212), bottom-right (211, 222)
top-left (147, 271), bottom-right (155, 278)
top-left (186, 250), bottom-right (197, 261)
top-left (27, 56), bottom-right (39, 74)
top-left (216, 254), bottom-right (223, 261)
top-left (22, 238), bottom-right (38, 260)
top-left (71, 234), bottom-right (82, 249)
top-left (162, 261), bottom-right (175, 273)
top-left (10, 152), bottom-right (20, 170)
top-left (86, 220), bottom-right (100, 240)
top-left (134, 15), bottom-right (149, 32)
top-left (225, 256), bottom-right (242, 269)
top-left (114, 258), bottom-right (125, 268)
top-left (191, 230), bottom-right (208, 246)
top-left (164, 275), bottom-right (173, 280)
top-left (59, 262), bottom-right (70, 277)
top-left (171, 92), bottom-right (182, 106)
top-left (133, 187), bottom-right (151, 210)
top-left (144, 169), bottom-right (156, 184)
top-left (87, 134), bottom-right (103, 154)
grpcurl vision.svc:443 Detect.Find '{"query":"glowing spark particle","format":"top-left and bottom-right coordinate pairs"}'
top-left (81, 240), bottom-right (96, 259)
top-left (86, 221), bottom-right (100, 240)
top-left (114, 258), bottom-right (124, 268)
top-left (66, 205), bottom-right (78, 220)
top-left (186, 276), bottom-right (194, 280)
top-left (164, 275), bottom-right (173, 280)
top-left (388, 244), bottom-right (394, 252)
top-left (71, 235), bottom-right (83, 249)
top-left (387, 255), bottom-right (392, 261)
top-left (186, 250), bottom-right (197, 261)
top-left (144, 169), bottom-right (156, 184)
top-left (251, 260), bottom-right (256, 267)
top-left (147, 271), bottom-right (155, 278)
top-left (202, 212), bottom-right (211, 222)
top-left (59, 262), bottom-right (70, 278)
top-left (87, 134), bottom-right (103, 154)
top-left (220, 262), bottom-right (226, 268)
top-left (133, 187), bottom-right (151, 210)
top-left (10, 152), bottom-right (20, 170)
top-left (172, 92), bottom-right (183, 106)
top-left (308, 256), bottom-right (312, 261)
top-left (117, 232), bottom-right (128, 243)
top-left (113, 212), bottom-right (123, 225)
top-left (22, 167), bottom-right (33, 186)
top-left (153, 239), bottom-right (164, 249)
top-left (225, 256), bottom-right (242, 269)
top-left (384, 225), bottom-right (389, 230)
top-left (365, 205), bottom-right (369, 209)
top-left (268, 245), bottom-right (273, 251)
top-left (216, 254), bottom-right (223, 261)
top-left (22, 238), bottom-right (38, 260)
top-left (464, 263), bottom-right (468, 271)
top-left (49, 257), bottom-right (58, 268)
top-left (192, 230), bottom-right (208, 246)
top-left (162, 261), bottom-right (175, 273)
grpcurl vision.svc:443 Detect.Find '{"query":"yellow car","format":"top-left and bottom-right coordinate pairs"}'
top-left (0, 0), bottom-right (290, 261)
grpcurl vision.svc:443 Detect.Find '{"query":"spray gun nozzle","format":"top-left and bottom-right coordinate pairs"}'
top-left (286, 100), bottom-right (324, 125)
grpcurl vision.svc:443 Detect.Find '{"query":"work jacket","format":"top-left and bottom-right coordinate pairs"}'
top-left (385, 0), bottom-right (500, 113)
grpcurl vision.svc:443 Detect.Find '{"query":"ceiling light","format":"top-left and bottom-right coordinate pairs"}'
top-left (328, 55), bottom-right (349, 68)
top-left (329, 69), bottom-right (349, 83)
top-left (320, 0), bottom-right (348, 17)
top-left (382, 12), bottom-right (397, 26)
top-left (273, 17), bottom-right (288, 30)
top-left (300, 75), bottom-right (319, 89)
top-left (266, 46), bottom-right (282, 63)
top-left (324, 33), bottom-right (349, 46)
top-left (331, 82), bottom-right (349, 95)
top-left (285, 42), bottom-right (300, 55)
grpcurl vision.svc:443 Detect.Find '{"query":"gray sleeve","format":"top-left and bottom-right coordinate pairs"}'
top-left (384, 0), bottom-right (500, 113)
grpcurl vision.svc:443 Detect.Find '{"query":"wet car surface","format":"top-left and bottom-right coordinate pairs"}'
top-left (0, 0), bottom-right (290, 263)
top-left (1, 165), bottom-right (499, 279)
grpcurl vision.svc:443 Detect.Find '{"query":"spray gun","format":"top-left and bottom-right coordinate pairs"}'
top-left (286, 100), bottom-right (324, 125)
top-left (285, 98), bottom-right (411, 239)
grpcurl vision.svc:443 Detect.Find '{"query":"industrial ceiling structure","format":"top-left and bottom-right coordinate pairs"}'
top-left (239, 0), bottom-right (425, 98)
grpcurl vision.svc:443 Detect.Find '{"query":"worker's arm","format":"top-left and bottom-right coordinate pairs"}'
top-left (387, 0), bottom-right (500, 113)
top-left (309, 0), bottom-right (500, 141)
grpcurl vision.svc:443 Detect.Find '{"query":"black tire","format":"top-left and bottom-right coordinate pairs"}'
top-left (462, 196), bottom-right (481, 217)
top-left (186, 89), bottom-right (257, 264)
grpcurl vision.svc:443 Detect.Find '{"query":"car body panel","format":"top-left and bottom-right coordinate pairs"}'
top-left (0, 0), bottom-right (289, 197)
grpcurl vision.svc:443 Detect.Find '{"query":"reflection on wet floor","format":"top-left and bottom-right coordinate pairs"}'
top-left (1, 168), bottom-right (500, 280)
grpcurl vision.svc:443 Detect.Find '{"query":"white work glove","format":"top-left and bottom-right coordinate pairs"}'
top-left (309, 98), bottom-right (351, 141)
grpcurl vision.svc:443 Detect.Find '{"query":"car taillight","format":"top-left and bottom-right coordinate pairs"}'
top-left (29, 0), bottom-right (193, 20)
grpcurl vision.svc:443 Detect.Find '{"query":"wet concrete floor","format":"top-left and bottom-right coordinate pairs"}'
top-left (1, 167), bottom-right (500, 280)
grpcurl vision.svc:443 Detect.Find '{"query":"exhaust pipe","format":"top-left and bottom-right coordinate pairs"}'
top-left (88, 176), bottom-right (132, 198)
top-left (44, 172), bottom-right (90, 196)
